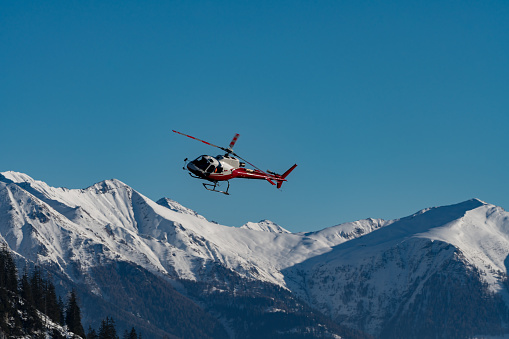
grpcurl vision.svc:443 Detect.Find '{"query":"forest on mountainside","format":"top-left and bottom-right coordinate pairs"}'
top-left (1, 246), bottom-right (68, 337)
top-left (0, 246), bottom-right (143, 339)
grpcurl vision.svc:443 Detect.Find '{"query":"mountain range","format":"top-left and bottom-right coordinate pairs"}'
top-left (1, 171), bottom-right (508, 338)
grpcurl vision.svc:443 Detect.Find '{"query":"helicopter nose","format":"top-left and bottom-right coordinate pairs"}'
top-left (186, 161), bottom-right (202, 176)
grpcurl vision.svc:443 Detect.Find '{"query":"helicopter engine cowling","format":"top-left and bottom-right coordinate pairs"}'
top-left (215, 154), bottom-right (241, 168)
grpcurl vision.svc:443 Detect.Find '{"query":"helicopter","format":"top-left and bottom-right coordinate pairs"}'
top-left (172, 130), bottom-right (297, 195)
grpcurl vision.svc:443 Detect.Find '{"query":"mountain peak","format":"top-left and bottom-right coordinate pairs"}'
top-left (470, 198), bottom-right (488, 205)
top-left (241, 220), bottom-right (291, 233)
top-left (87, 178), bottom-right (129, 193)
top-left (1, 171), bottom-right (37, 184)
top-left (410, 198), bottom-right (486, 218)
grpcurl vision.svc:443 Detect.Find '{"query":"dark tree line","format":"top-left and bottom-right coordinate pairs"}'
top-left (0, 245), bottom-right (21, 335)
top-left (19, 266), bottom-right (65, 326)
top-left (0, 245), bottom-right (142, 338)
top-left (0, 245), bottom-right (87, 337)
top-left (86, 317), bottom-right (141, 339)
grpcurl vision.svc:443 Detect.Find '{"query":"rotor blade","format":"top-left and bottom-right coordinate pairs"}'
top-left (172, 130), bottom-right (226, 151)
top-left (228, 133), bottom-right (240, 149)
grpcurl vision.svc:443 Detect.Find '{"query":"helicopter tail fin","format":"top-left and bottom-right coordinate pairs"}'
top-left (276, 164), bottom-right (297, 189)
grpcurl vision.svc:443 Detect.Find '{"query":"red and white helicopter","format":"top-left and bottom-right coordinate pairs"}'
top-left (173, 130), bottom-right (297, 195)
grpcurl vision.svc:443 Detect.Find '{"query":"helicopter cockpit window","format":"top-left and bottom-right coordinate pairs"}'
top-left (192, 155), bottom-right (222, 174)
top-left (192, 156), bottom-right (210, 171)
top-left (205, 164), bottom-right (215, 173)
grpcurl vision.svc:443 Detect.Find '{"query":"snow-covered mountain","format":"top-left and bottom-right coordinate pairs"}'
top-left (1, 171), bottom-right (509, 338)
top-left (284, 199), bottom-right (509, 338)
top-left (0, 171), bottom-right (382, 288)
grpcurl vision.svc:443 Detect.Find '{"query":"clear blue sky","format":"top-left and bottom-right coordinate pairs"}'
top-left (1, 1), bottom-right (508, 232)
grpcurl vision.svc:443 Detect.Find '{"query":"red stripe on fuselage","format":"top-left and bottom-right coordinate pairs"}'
top-left (208, 168), bottom-right (286, 183)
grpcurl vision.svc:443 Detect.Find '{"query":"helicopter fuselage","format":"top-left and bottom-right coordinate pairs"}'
top-left (186, 154), bottom-right (271, 182)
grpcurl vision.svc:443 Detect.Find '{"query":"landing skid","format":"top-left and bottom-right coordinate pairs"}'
top-left (203, 181), bottom-right (230, 195)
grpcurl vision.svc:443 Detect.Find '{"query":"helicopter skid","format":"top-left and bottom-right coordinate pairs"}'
top-left (203, 181), bottom-right (230, 195)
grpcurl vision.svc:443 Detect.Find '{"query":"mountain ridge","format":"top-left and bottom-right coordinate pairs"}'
top-left (1, 171), bottom-right (505, 289)
top-left (0, 170), bottom-right (389, 287)
top-left (2, 171), bottom-right (509, 338)
top-left (282, 198), bottom-right (509, 337)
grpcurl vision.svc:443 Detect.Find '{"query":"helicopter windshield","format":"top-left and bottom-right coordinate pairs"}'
top-left (193, 156), bottom-right (210, 171)
top-left (191, 155), bottom-right (220, 174)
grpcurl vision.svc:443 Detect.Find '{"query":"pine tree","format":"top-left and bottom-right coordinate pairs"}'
top-left (0, 246), bottom-right (18, 293)
top-left (98, 317), bottom-right (118, 339)
top-left (123, 327), bottom-right (138, 339)
top-left (30, 266), bottom-right (44, 311)
top-left (44, 278), bottom-right (61, 324)
top-left (57, 296), bottom-right (65, 326)
top-left (0, 246), bottom-right (16, 333)
top-left (19, 270), bottom-right (34, 305)
top-left (98, 319), bottom-right (108, 339)
top-left (87, 325), bottom-right (99, 339)
top-left (18, 269), bottom-right (40, 331)
top-left (65, 289), bottom-right (86, 338)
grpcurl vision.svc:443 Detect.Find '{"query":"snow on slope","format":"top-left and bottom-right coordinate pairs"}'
top-left (241, 220), bottom-right (291, 233)
top-left (291, 199), bottom-right (509, 282)
top-left (416, 201), bottom-right (509, 290)
top-left (156, 197), bottom-right (207, 220)
top-left (0, 171), bottom-right (385, 288)
top-left (283, 199), bottom-right (509, 335)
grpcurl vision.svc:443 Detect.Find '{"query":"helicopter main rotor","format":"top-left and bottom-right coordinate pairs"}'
top-left (172, 130), bottom-right (267, 174)
top-left (172, 130), bottom-right (238, 155)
